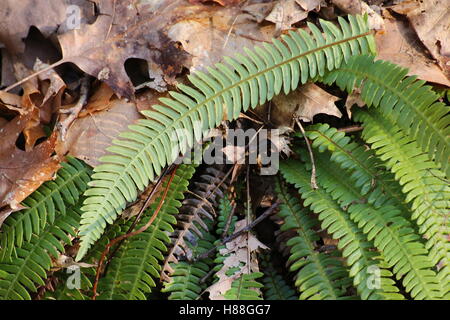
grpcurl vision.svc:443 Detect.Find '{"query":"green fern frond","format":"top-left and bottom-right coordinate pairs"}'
top-left (275, 179), bottom-right (353, 300)
top-left (0, 157), bottom-right (91, 261)
top-left (0, 205), bottom-right (83, 300)
top-left (260, 254), bottom-right (296, 300)
top-left (224, 272), bottom-right (264, 300)
top-left (296, 151), bottom-right (404, 299)
top-left (96, 164), bottom-right (195, 300)
top-left (162, 232), bottom-right (216, 300)
top-left (322, 54), bottom-right (450, 176)
top-left (305, 124), bottom-right (409, 212)
top-left (354, 108), bottom-right (450, 297)
top-left (76, 14), bottom-right (376, 260)
top-left (281, 158), bottom-right (442, 299)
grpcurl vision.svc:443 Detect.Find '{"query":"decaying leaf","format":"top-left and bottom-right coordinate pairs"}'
top-left (205, 219), bottom-right (268, 300)
top-left (168, 6), bottom-right (275, 74)
top-left (56, 0), bottom-right (194, 98)
top-left (0, 114), bottom-right (59, 211)
top-left (376, 10), bottom-right (450, 87)
top-left (263, 84), bottom-right (342, 129)
top-left (55, 99), bottom-right (142, 167)
top-left (390, 0), bottom-right (450, 80)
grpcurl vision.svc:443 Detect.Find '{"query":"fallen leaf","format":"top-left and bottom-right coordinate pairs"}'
top-left (78, 82), bottom-right (116, 117)
top-left (330, 0), bottom-right (362, 15)
top-left (265, 0), bottom-right (309, 32)
top-left (391, 0), bottom-right (450, 80)
top-left (168, 6), bottom-right (275, 74)
top-left (188, 0), bottom-right (243, 6)
top-left (56, 98), bottom-right (142, 167)
top-left (56, 0), bottom-right (194, 98)
top-left (264, 84), bottom-right (342, 129)
top-left (0, 115), bottom-right (59, 210)
top-left (376, 10), bottom-right (450, 87)
top-left (296, 0), bottom-right (321, 12)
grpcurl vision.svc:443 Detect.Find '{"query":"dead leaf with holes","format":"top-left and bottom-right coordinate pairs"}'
top-left (55, 98), bottom-right (142, 167)
top-left (390, 0), bottom-right (450, 81)
top-left (0, 114), bottom-right (60, 215)
top-left (376, 10), bottom-right (450, 87)
top-left (55, 0), bottom-right (194, 99)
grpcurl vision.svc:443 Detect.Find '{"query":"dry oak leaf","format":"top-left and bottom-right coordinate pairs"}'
top-left (262, 83), bottom-right (342, 129)
top-left (55, 98), bottom-right (142, 167)
top-left (376, 10), bottom-right (450, 87)
top-left (168, 5), bottom-right (276, 74)
top-left (390, 0), bottom-right (450, 80)
top-left (0, 115), bottom-right (60, 213)
top-left (56, 0), bottom-right (194, 99)
top-left (188, 0), bottom-right (243, 6)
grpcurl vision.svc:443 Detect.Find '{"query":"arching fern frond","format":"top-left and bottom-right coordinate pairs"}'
top-left (275, 179), bottom-right (353, 300)
top-left (354, 108), bottom-right (450, 297)
top-left (322, 54), bottom-right (450, 176)
top-left (76, 14), bottom-right (376, 261)
top-left (96, 164), bottom-right (195, 300)
top-left (0, 205), bottom-right (83, 300)
top-left (260, 254), bottom-right (296, 300)
top-left (0, 157), bottom-right (91, 261)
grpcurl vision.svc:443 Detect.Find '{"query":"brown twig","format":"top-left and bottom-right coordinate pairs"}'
top-left (295, 118), bottom-right (318, 190)
top-left (91, 166), bottom-right (178, 299)
top-left (337, 125), bottom-right (363, 133)
top-left (221, 203), bottom-right (237, 239)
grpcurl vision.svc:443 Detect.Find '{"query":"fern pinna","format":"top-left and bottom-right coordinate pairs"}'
top-left (75, 15), bottom-right (376, 260)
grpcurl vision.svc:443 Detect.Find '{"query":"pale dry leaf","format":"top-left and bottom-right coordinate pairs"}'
top-left (376, 10), bottom-right (450, 87)
top-left (331, 0), bottom-right (362, 14)
top-left (265, 0), bottom-right (308, 32)
top-left (56, 99), bottom-right (142, 167)
top-left (345, 88), bottom-right (365, 118)
top-left (296, 0), bottom-right (321, 12)
top-left (390, 0), bottom-right (450, 80)
top-left (268, 83), bottom-right (342, 129)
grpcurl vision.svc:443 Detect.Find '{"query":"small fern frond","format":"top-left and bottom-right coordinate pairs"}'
top-left (0, 205), bottom-right (83, 300)
top-left (224, 272), bottom-right (264, 300)
top-left (354, 108), bottom-right (450, 297)
top-left (216, 196), bottom-right (236, 237)
top-left (275, 179), bottom-right (353, 300)
top-left (76, 14), bottom-right (376, 260)
top-left (0, 157), bottom-right (91, 261)
top-left (96, 164), bottom-right (195, 300)
top-left (260, 254), bottom-right (296, 300)
top-left (323, 54), bottom-right (450, 176)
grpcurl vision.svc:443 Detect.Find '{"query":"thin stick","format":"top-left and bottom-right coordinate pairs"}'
top-left (5, 60), bottom-right (66, 92)
top-left (337, 125), bottom-right (362, 133)
top-left (295, 118), bottom-right (318, 190)
top-left (91, 167), bottom-right (178, 299)
top-left (193, 201), bottom-right (280, 262)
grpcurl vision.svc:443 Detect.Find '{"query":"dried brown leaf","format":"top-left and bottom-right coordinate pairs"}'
top-left (376, 10), bottom-right (450, 87)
